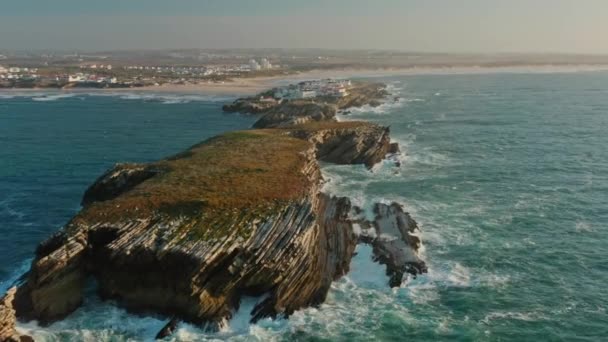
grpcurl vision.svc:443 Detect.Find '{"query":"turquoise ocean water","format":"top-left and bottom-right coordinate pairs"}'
top-left (1, 72), bottom-right (607, 341)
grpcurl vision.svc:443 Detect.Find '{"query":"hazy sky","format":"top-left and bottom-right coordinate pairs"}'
top-left (2, 0), bottom-right (608, 53)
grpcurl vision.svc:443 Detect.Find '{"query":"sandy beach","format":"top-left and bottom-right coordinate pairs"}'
top-left (128, 64), bottom-right (608, 95)
top-left (2, 65), bottom-right (607, 96)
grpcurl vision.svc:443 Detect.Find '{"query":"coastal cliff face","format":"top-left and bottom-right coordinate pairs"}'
top-left (0, 288), bottom-right (31, 342)
top-left (287, 122), bottom-right (393, 168)
top-left (1, 81), bottom-right (427, 339)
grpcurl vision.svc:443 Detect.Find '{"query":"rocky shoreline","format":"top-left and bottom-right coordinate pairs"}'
top-left (0, 80), bottom-right (425, 341)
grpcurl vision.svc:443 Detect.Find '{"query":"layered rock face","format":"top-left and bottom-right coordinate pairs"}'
top-left (253, 101), bottom-right (337, 128)
top-left (224, 82), bottom-right (389, 129)
top-left (288, 122), bottom-right (393, 167)
top-left (1, 81), bottom-right (427, 339)
top-left (0, 288), bottom-right (31, 342)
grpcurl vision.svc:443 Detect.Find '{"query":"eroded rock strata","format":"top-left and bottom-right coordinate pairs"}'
top-left (1, 81), bottom-right (427, 340)
top-left (0, 288), bottom-right (31, 342)
top-left (224, 81), bottom-right (389, 129)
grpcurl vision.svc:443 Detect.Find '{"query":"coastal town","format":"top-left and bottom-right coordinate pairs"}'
top-left (0, 56), bottom-right (281, 89)
top-left (274, 79), bottom-right (351, 99)
top-left (3, 48), bottom-right (608, 90)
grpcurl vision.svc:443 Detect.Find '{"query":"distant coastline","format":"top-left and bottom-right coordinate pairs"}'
top-left (2, 64), bottom-right (608, 96)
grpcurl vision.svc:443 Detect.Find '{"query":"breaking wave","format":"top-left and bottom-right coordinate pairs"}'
top-left (0, 92), bottom-right (235, 104)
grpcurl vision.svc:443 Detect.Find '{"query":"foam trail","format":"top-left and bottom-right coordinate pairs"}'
top-left (31, 93), bottom-right (78, 102)
top-left (346, 245), bottom-right (390, 289)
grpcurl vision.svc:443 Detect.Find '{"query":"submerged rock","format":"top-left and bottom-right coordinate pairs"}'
top-left (156, 317), bottom-right (180, 339)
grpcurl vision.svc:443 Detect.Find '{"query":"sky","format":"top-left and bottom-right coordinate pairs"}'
top-left (1, 0), bottom-right (608, 54)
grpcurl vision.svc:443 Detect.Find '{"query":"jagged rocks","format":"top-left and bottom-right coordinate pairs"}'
top-left (156, 318), bottom-right (180, 339)
top-left (0, 288), bottom-right (32, 342)
top-left (288, 122), bottom-right (394, 168)
top-left (253, 101), bottom-right (337, 128)
top-left (388, 142), bottom-right (400, 155)
top-left (355, 203), bottom-right (427, 287)
top-left (81, 163), bottom-right (161, 206)
top-left (222, 81), bottom-right (388, 118)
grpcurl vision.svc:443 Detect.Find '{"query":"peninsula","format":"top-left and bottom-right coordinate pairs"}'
top-left (0, 80), bottom-right (426, 341)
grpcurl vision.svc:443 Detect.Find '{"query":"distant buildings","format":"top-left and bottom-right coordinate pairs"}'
top-left (68, 74), bottom-right (86, 82)
top-left (248, 58), bottom-right (273, 71)
top-left (68, 73), bottom-right (117, 84)
top-left (0, 66), bottom-right (40, 81)
top-left (81, 64), bottom-right (112, 70)
top-left (274, 79), bottom-right (352, 99)
top-left (260, 58), bottom-right (272, 69)
top-left (249, 59), bottom-right (261, 71)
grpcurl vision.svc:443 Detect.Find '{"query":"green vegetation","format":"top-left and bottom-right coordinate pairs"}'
top-left (74, 130), bottom-right (312, 240)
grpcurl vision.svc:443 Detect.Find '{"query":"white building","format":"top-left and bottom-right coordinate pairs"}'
top-left (298, 89), bottom-right (317, 98)
top-left (249, 59), bottom-right (261, 71)
top-left (0, 65), bottom-right (7, 73)
top-left (8, 67), bottom-right (20, 73)
top-left (260, 58), bottom-right (272, 69)
top-left (68, 74), bottom-right (86, 82)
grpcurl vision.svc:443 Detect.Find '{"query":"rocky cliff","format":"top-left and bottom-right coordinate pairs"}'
top-left (1, 81), bottom-right (426, 340)
top-left (0, 288), bottom-right (31, 342)
top-left (223, 81), bottom-right (389, 129)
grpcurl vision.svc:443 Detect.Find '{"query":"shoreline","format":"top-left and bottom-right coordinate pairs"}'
top-left (1, 64), bottom-right (608, 97)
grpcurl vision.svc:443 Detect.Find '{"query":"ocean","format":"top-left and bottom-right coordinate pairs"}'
top-left (1, 72), bottom-right (607, 341)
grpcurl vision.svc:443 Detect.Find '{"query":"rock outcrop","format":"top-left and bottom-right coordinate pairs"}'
top-left (222, 97), bottom-right (279, 114)
top-left (0, 288), bottom-right (32, 342)
top-left (355, 203), bottom-right (427, 287)
top-left (223, 81), bottom-right (388, 118)
top-left (288, 122), bottom-right (393, 167)
top-left (253, 101), bottom-right (337, 128)
top-left (81, 163), bottom-right (161, 206)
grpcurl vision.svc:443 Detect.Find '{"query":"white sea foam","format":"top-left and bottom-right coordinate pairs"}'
top-left (339, 97), bottom-right (407, 117)
top-left (575, 221), bottom-right (593, 232)
top-left (346, 244), bottom-right (390, 288)
top-left (225, 295), bottom-right (266, 334)
top-left (104, 93), bottom-right (235, 104)
top-left (17, 298), bottom-right (166, 341)
top-left (1, 92), bottom-right (234, 104)
top-left (31, 93), bottom-right (78, 102)
top-left (481, 311), bottom-right (547, 324)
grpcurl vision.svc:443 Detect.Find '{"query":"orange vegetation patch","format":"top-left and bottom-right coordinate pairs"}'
top-left (283, 120), bottom-right (377, 132)
top-left (75, 130), bottom-right (313, 228)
